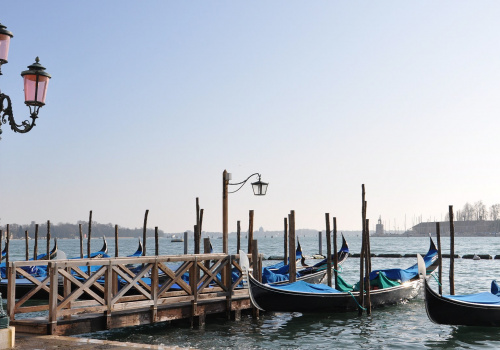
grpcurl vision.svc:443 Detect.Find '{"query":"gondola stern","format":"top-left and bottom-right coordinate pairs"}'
top-left (428, 234), bottom-right (437, 254)
top-left (100, 237), bottom-right (108, 254)
top-left (239, 250), bottom-right (265, 311)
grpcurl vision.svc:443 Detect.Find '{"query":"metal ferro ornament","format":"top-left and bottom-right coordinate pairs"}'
top-left (0, 89), bottom-right (38, 135)
top-left (0, 21), bottom-right (51, 140)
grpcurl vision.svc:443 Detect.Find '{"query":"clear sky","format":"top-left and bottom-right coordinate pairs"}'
top-left (1, 1), bottom-right (499, 234)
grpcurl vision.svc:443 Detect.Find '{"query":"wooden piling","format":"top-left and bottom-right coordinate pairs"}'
top-left (88, 210), bottom-right (92, 275)
top-left (358, 185), bottom-right (367, 315)
top-left (283, 217), bottom-right (288, 265)
top-left (365, 217), bottom-right (372, 315)
top-left (195, 199), bottom-right (204, 255)
top-left (203, 238), bottom-right (211, 292)
top-left (155, 227), bottom-right (159, 256)
top-left (46, 220), bottom-right (51, 260)
top-left (318, 231), bottom-right (323, 256)
top-left (143, 209), bottom-right (149, 256)
top-left (333, 217), bottom-right (338, 290)
top-left (184, 231), bottom-right (188, 254)
top-left (24, 230), bottom-right (29, 260)
top-left (194, 225), bottom-right (198, 254)
top-left (236, 221), bottom-right (241, 253)
top-left (79, 224), bottom-right (83, 258)
top-left (436, 223), bottom-right (442, 296)
top-left (449, 205), bottom-right (455, 295)
top-left (203, 238), bottom-right (211, 270)
top-left (6, 225), bottom-right (9, 272)
top-left (288, 211), bottom-right (297, 283)
top-left (325, 214), bottom-right (332, 287)
top-left (199, 208), bottom-right (204, 247)
top-left (252, 239), bottom-right (260, 319)
top-left (114, 225), bottom-right (119, 258)
top-left (113, 224), bottom-right (119, 295)
top-left (196, 198), bottom-right (200, 254)
top-left (34, 224), bottom-right (39, 260)
top-left (247, 210), bottom-right (254, 254)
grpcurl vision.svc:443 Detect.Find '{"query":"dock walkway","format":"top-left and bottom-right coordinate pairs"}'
top-left (7, 253), bottom-right (256, 336)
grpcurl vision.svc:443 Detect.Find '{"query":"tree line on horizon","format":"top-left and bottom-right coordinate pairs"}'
top-left (0, 221), bottom-right (168, 239)
top-left (445, 201), bottom-right (500, 222)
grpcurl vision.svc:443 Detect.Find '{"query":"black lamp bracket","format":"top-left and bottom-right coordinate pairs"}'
top-left (228, 173), bottom-right (261, 194)
top-left (0, 91), bottom-right (39, 139)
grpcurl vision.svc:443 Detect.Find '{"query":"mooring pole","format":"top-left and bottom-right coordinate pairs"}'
top-left (34, 224), bottom-right (39, 260)
top-left (115, 225), bottom-right (119, 258)
top-left (237, 221), bottom-right (241, 253)
top-left (333, 217), bottom-right (338, 290)
top-left (143, 209), bottom-right (149, 256)
top-left (184, 231), bottom-right (188, 254)
top-left (25, 230), bottom-right (29, 260)
top-left (288, 211), bottom-right (297, 283)
top-left (88, 210), bottom-right (92, 275)
top-left (325, 214), bottom-right (332, 287)
top-left (46, 220), bottom-right (51, 260)
top-left (155, 227), bottom-right (159, 256)
top-left (365, 217), bottom-right (372, 315)
top-left (247, 210), bottom-right (254, 254)
top-left (283, 217), bottom-right (288, 265)
top-left (79, 224), bottom-right (83, 258)
top-left (318, 231), bottom-right (323, 256)
top-left (449, 205), bottom-right (455, 295)
top-left (436, 223), bottom-right (442, 296)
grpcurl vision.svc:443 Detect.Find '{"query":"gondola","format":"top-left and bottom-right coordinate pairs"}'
top-left (79, 237), bottom-right (109, 259)
top-left (369, 235), bottom-right (438, 282)
top-left (0, 237), bottom-right (109, 299)
top-left (0, 239), bottom-right (59, 279)
top-left (261, 234), bottom-right (349, 285)
top-left (1, 242), bottom-right (8, 261)
top-left (241, 239), bottom-right (436, 313)
top-left (266, 241), bottom-right (304, 272)
top-left (418, 254), bottom-right (500, 327)
top-left (34, 238), bottom-right (58, 261)
top-left (126, 239), bottom-right (144, 258)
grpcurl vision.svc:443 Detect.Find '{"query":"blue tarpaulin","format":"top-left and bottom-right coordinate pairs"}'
top-left (268, 280), bottom-right (342, 294)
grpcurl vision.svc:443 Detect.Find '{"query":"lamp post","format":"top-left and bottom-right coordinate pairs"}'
top-left (222, 170), bottom-right (268, 254)
top-left (0, 21), bottom-right (51, 140)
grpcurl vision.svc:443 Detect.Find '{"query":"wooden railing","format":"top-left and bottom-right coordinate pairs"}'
top-left (7, 253), bottom-right (253, 334)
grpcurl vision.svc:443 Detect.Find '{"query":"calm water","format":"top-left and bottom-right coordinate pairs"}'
top-left (6, 235), bottom-right (500, 349)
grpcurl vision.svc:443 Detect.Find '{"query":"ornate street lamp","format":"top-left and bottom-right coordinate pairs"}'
top-left (221, 170), bottom-right (268, 290)
top-left (0, 21), bottom-right (51, 140)
top-left (222, 170), bottom-right (268, 254)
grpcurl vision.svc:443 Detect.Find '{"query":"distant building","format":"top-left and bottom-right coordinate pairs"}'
top-left (259, 226), bottom-right (264, 233)
top-left (376, 216), bottom-right (384, 235)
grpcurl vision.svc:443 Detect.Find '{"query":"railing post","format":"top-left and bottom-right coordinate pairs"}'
top-left (105, 260), bottom-right (113, 329)
top-left (64, 266), bottom-right (72, 318)
top-left (225, 253), bottom-right (233, 320)
top-left (48, 261), bottom-right (58, 335)
top-left (151, 259), bottom-right (159, 323)
top-left (190, 257), bottom-right (200, 327)
top-left (7, 262), bottom-right (16, 321)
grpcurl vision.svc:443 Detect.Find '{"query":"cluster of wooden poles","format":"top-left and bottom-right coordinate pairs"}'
top-left (425, 204), bottom-right (461, 297)
top-left (1, 221), bottom-right (55, 267)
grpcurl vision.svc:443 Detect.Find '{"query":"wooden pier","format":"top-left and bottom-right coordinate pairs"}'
top-left (7, 253), bottom-right (256, 336)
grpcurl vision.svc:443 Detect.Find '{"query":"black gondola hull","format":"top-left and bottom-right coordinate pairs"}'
top-left (424, 279), bottom-right (500, 327)
top-left (248, 273), bottom-right (421, 313)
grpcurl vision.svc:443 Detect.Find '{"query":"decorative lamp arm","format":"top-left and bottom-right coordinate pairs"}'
top-left (0, 92), bottom-right (39, 138)
top-left (228, 173), bottom-right (261, 194)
